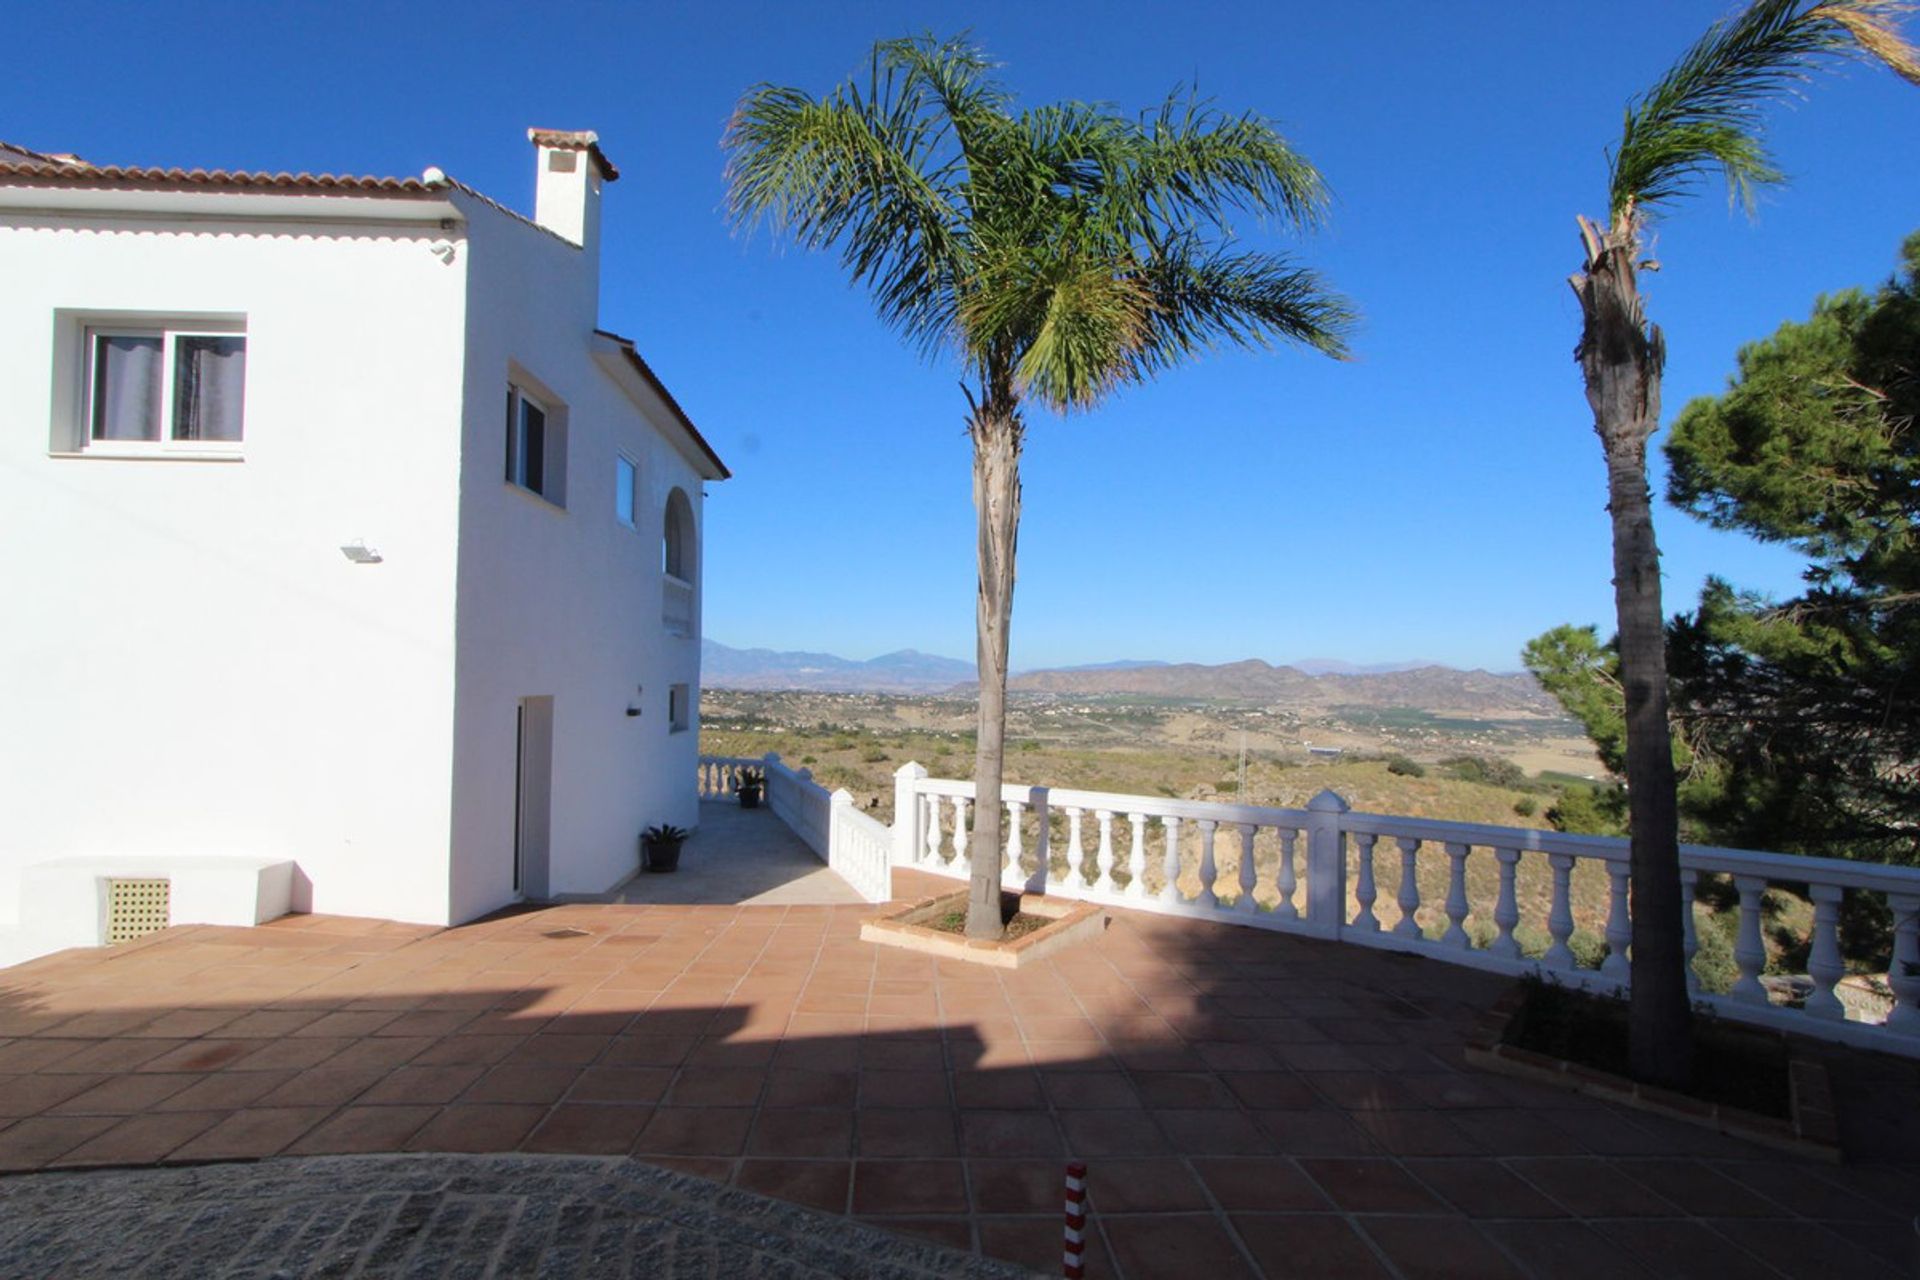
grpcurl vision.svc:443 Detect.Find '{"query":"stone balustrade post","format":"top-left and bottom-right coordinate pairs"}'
top-left (892, 762), bottom-right (928, 867)
top-left (1305, 790), bottom-right (1350, 940)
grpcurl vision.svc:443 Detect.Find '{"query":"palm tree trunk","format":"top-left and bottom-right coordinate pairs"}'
top-left (966, 393), bottom-right (1023, 940)
top-left (1572, 211), bottom-right (1693, 1090)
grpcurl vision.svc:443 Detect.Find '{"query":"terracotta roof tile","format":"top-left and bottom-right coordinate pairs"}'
top-left (527, 129), bottom-right (619, 181)
top-left (595, 329), bottom-right (730, 480)
top-left (0, 159), bottom-right (436, 195)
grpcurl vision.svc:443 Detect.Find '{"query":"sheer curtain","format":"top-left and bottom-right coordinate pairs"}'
top-left (173, 336), bottom-right (246, 441)
top-left (91, 334), bottom-right (162, 441)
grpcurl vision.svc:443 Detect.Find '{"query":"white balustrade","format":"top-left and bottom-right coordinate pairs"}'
top-left (1352, 833), bottom-right (1379, 931)
top-left (740, 760), bottom-right (1920, 1057)
top-left (1393, 837), bottom-right (1421, 939)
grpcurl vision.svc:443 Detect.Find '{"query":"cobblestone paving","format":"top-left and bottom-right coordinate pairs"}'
top-left (0, 1153), bottom-right (1039, 1278)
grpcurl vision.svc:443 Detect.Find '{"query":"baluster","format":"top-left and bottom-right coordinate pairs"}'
top-left (1237, 825), bottom-right (1258, 912)
top-left (1064, 807), bottom-right (1085, 889)
top-left (1544, 854), bottom-right (1576, 968)
top-left (1126, 813), bottom-right (1148, 899)
top-left (1492, 848), bottom-right (1521, 958)
top-left (951, 797), bottom-right (971, 876)
top-left (1805, 884), bottom-right (1846, 1020)
top-left (1732, 875), bottom-right (1768, 1004)
top-left (1442, 842), bottom-right (1470, 949)
top-left (1681, 868), bottom-right (1701, 993)
top-left (1602, 862), bottom-right (1632, 982)
top-left (1275, 829), bottom-right (1299, 920)
top-left (924, 794), bottom-right (943, 865)
top-left (1003, 800), bottom-right (1027, 889)
top-left (1093, 811), bottom-right (1116, 894)
top-left (1887, 893), bottom-right (1919, 1037)
top-left (1159, 816), bottom-right (1182, 903)
top-left (1393, 837), bottom-right (1421, 938)
top-left (1352, 833), bottom-right (1379, 931)
top-left (1196, 819), bottom-right (1219, 910)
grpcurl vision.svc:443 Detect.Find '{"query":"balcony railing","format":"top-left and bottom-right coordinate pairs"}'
top-left (663, 575), bottom-right (693, 637)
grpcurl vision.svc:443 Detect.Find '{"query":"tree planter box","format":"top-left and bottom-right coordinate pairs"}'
top-left (861, 890), bottom-right (1105, 969)
top-left (1464, 984), bottom-right (1842, 1163)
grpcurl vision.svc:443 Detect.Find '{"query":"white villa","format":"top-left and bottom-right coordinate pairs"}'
top-left (0, 129), bottom-right (728, 966)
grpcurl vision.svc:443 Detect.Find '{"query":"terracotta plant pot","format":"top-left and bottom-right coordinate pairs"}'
top-left (738, 786), bottom-right (762, 810)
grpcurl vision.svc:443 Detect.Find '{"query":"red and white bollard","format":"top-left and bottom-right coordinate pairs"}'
top-left (1063, 1161), bottom-right (1088, 1278)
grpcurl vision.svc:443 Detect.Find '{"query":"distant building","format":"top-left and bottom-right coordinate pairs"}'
top-left (0, 129), bottom-right (727, 965)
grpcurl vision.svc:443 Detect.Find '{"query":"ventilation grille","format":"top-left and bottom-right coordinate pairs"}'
top-left (106, 878), bottom-right (170, 944)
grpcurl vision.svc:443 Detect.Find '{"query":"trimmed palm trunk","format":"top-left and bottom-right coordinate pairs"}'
top-left (967, 382), bottom-right (1023, 939)
top-left (1572, 210), bottom-right (1693, 1088)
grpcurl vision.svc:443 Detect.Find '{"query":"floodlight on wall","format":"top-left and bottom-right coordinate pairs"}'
top-left (627, 683), bottom-right (644, 717)
top-left (340, 541), bottom-right (384, 565)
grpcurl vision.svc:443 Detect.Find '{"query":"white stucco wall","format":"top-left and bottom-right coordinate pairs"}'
top-left (445, 196), bottom-right (707, 924)
top-left (0, 206), bottom-right (470, 932)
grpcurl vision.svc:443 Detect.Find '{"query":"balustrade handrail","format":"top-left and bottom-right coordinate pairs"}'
top-left (913, 776), bottom-right (1314, 828)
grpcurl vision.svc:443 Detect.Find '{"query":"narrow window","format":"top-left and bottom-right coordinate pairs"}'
top-left (615, 455), bottom-right (637, 528)
top-left (505, 382), bottom-right (563, 504)
top-left (668, 683), bottom-right (690, 732)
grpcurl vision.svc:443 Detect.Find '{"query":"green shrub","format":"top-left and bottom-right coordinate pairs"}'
top-left (1513, 796), bottom-right (1538, 819)
top-left (800, 755), bottom-right (817, 765)
top-left (1438, 755), bottom-right (1526, 787)
top-left (1569, 928), bottom-right (1608, 971)
top-left (1385, 755), bottom-right (1426, 778)
top-left (1692, 904), bottom-right (1740, 994)
top-left (1546, 784), bottom-right (1627, 836)
top-left (861, 748), bottom-right (890, 764)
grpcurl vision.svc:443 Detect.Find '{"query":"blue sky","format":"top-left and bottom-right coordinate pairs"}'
top-left (10, 2), bottom-right (1917, 672)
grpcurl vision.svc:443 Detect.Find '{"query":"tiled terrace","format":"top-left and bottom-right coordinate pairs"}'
top-left (2, 866), bottom-right (1917, 1279)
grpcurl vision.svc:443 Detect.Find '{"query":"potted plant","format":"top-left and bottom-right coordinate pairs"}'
top-left (734, 768), bottom-right (765, 810)
top-left (640, 823), bottom-right (688, 873)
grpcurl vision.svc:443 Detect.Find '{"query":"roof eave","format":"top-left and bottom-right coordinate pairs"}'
top-left (591, 330), bottom-right (730, 481)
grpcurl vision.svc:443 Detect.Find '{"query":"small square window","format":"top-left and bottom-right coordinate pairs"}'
top-left (83, 325), bottom-right (246, 450)
top-left (615, 455), bottom-right (637, 528)
top-left (668, 683), bottom-right (690, 733)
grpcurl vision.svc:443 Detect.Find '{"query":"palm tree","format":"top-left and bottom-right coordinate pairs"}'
top-left (726, 36), bottom-right (1352, 938)
top-left (1574, 0), bottom-right (1916, 1087)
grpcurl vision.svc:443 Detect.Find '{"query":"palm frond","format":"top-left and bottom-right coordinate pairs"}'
top-left (1131, 241), bottom-right (1355, 375)
top-left (1612, 0), bottom-right (1920, 216)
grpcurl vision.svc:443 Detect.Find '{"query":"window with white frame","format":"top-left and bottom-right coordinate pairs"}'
top-left (615, 455), bottom-right (638, 528)
top-left (84, 324), bottom-right (247, 450)
top-left (668, 683), bottom-right (690, 733)
top-left (504, 382), bottom-right (566, 505)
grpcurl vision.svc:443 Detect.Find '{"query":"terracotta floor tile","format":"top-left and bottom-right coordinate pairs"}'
top-left (408, 1104), bottom-right (546, 1153)
top-left (290, 1011), bottom-right (402, 1038)
top-left (1350, 1111), bottom-right (1485, 1156)
top-left (734, 1158), bottom-right (852, 1213)
top-left (315, 1035), bottom-right (436, 1072)
top-left (1404, 1158), bottom-right (1567, 1218)
top-left (568, 1065), bottom-right (675, 1106)
top-left (1479, 1220), bottom-right (1659, 1280)
top-left (861, 1040), bottom-right (946, 1071)
top-left (1103, 1212), bottom-right (1259, 1280)
top-left (762, 1069), bottom-right (857, 1109)
top-left (748, 1108), bottom-right (854, 1158)
top-left (256, 1066), bottom-right (388, 1108)
top-left (1192, 1157), bottom-right (1334, 1211)
top-left (45, 1039), bottom-right (182, 1074)
top-left (1257, 1109), bottom-right (1384, 1157)
top-left (966, 1158), bottom-right (1063, 1213)
top-left (1083, 1157), bottom-right (1212, 1213)
top-left (858, 1108), bottom-right (959, 1158)
top-left (600, 1035), bottom-right (699, 1067)
top-left (1234, 1213), bottom-right (1394, 1279)
top-left (959, 1110), bottom-right (1065, 1158)
top-left (0, 1073), bottom-right (111, 1120)
top-left (858, 1069), bottom-right (949, 1109)
top-left (165, 1107), bottom-right (332, 1161)
top-left (0, 1115), bottom-right (120, 1170)
top-left (1222, 1070), bottom-right (1323, 1110)
top-left (1609, 1158), bottom-right (1785, 1218)
top-left (359, 1065), bottom-right (487, 1106)
top-left (51, 1073), bottom-right (199, 1115)
top-left (50, 1110), bottom-right (226, 1167)
top-left (634, 1106), bottom-right (754, 1157)
top-left (1447, 1108), bottom-right (1586, 1156)
top-left (952, 1069), bottom-right (1045, 1110)
top-left (503, 1034), bottom-right (612, 1066)
top-left (0, 1041), bottom-right (88, 1073)
top-left (1359, 1217), bottom-right (1530, 1280)
top-left (976, 1214), bottom-right (1113, 1275)
top-left (285, 1104), bottom-right (437, 1155)
top-left (461, 1064), bottom-right (581, 1105)
top-left (124, 1009), bottom-right (243, 1039)
top-left (664, 1067), bottom-right (765, 1107)
top-left (1040, 1070), bottom-right (1140, 1109)
top-left (523, 1103), bottom-right (655, 1154)
top-left (1590, 1219), bottom-right (1773, 1280)
top-left (1058, 1109), bottom-right (1170, 1157)
top-left (1300, 1158), bottom-right (1448, 1213)
top-left (223, 1036), bottom-right (354, 1072)
top-left (852, 1158), bottom-right (969, 1214)
top-left (1506, 1157), bottom-right (1683, 1217)
top-left (1153, 1109), bottom-right (1277, 1156)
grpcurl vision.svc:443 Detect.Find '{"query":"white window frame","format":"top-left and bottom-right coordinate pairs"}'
top-left (504, 380), bottom-right (568, 507)
top-left (615, 454), bottom-right (638, 529)
top-left (77, 322), bottom-right (247, 457)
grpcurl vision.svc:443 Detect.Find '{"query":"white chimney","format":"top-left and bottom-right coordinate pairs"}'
top-left (528, 128), bottom-right (618, 250)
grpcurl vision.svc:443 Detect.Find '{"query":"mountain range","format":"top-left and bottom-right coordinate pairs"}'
top-left (703, 640), bottom-right (1548, 713)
